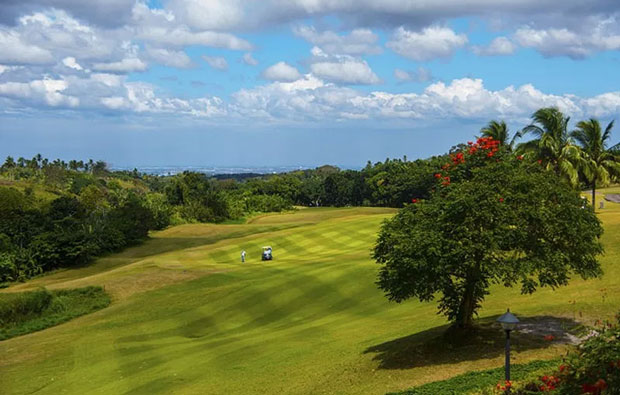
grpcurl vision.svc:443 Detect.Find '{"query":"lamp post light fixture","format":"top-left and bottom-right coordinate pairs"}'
top-left (497, 309), bottom-right (519, 386)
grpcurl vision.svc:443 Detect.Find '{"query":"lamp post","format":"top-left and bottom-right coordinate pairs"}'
top-left (497, 309), bottom-right (519, 386)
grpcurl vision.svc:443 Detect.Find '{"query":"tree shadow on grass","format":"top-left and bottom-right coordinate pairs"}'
top-left (364, 315), bottom-right (582, 370)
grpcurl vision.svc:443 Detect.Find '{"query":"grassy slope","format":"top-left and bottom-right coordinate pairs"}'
top-left (0, 199), bottom-right (618, 394)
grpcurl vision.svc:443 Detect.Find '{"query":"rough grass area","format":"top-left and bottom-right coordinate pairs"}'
top-left (0, 286), bottom-right (110, 340)
top-left (0, 196), bottom-right (618, 394)
top-left (390, 359), bottom-right (560, 395)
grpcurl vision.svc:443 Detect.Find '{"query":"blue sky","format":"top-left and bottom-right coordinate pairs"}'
top-left (1, 0), bottom-right (620, 168)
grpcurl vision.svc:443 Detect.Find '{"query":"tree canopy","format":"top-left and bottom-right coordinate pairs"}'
top-left (374, 137), bottom-right (604, 328)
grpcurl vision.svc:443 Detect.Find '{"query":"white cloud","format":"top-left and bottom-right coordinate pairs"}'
top-left (166, 0), bottom-right (245, 31)
top-left (230, 77), bottom-right (617, 122)
top-left (387, 26), bottom-right (468, 61)
top-left (293, 26), bottom-right (381, 55)
top-left (242, 53), bottom-right (259, 66)
top-left (0, 29), bottom-right (54, 65)
top-left (307, 47), bottom-right (380, 85)
top-left (62, 57), bottom-right (83, 70)
top-left (472, 36), bottom-right (516, 56)
top-left (135, 26), bottom-right (252, 51)
top-left (0, 78), bottom-right (79, 107)
top-left (394, 67), bottom-right (433, 83)
top-left (261, 62), bottom-right (302, 82)
top-left (202, 56), bottom-right (229, 71)
top-left (146, 47), bottom-right (193, 69)
top-left (311, 60), bottom-right (380, 85)
top-left (92, 58), bottom-right (148, 73)
top-left (514, 22), bottom-right (620, 58)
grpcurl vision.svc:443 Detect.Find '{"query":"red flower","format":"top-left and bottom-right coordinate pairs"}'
top-left (487, 152), bottom-right (494, 157)
top-left (559, 364), bottom-right (567, 372)
top-left (499, 198), bottom-right (504, 203)
top-left (544, 334), bottom-right (555, 341)
top-left (595, 379), bottom-right (607, 390)
top-left (537, 159), bottom-right (543, 164)
top-left (582, 383), bottom-right (597, 393)
top-left (434, 173), bottom-right (442, 179)
top-left (517, 155), bottom-right (524, 160)
top-left (411, 198), bottom-right (418, 203)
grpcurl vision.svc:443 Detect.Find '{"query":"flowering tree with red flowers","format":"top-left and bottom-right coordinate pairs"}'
top-left (374, 137), bottom-right (604, 328)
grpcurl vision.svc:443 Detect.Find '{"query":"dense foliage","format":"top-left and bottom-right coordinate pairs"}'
top-left (374, 137), bottom-right (604, 327)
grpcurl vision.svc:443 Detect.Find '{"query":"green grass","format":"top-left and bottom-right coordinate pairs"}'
top-left (0, 198), bottom-right (618, 395)
top-left (0, 287), bottom-right (110, 340)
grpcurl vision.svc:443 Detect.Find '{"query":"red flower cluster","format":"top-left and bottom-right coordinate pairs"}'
top-left (544, 334), bottom-right (555, 341)
top-left (434, 137), bottom-right (502, 188)
top-left (582, 378), bottom-right (607, 393)
top-left (467, 136), bottom-right (500, 156)
top-left (539, 375), bottom-right (560, 392)
top-left (496, 380), bottom-right (512, 392)
top-left (451, 152), bottom-right (465, 165)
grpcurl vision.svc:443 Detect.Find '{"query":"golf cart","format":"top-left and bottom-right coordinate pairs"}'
top-left (261, 246), bottom-right (273, 261)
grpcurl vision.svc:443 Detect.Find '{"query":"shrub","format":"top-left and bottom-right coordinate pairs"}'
top-left (514, 314), bottom-right (620, 394)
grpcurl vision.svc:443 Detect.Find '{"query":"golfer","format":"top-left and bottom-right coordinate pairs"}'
top-left (241, 250), bottom-right (246, 263)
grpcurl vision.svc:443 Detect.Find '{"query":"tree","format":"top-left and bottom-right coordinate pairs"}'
top-left (480, 120), bottom-right (514, 147)
top-left (516, 108), bottom-right (582, 186)
top-left (571, 119), bottom-right (620, 208)
top-left (374, 138), bottom-right (604, 328)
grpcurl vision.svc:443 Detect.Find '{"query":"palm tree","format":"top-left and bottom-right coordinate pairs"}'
top-left (480, 120), bottom-right (516, 148)
top-left (571, 119), bottom-right (620, 208)
top-left (516, 107), bottom-right (582, 186)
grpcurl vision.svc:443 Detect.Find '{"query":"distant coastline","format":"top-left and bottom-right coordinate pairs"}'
top-left (110, 165), bottom-right (362, 176)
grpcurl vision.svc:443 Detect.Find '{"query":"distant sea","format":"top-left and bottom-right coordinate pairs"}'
top-left (110, 165), bottom-right (360, 176)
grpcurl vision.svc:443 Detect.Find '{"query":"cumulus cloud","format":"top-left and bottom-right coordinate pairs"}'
top-left (242, 53), bottom-right (259, 66)
top-left (0, 29), bottom-right (53, 64)
top-left (202, 56), bottom-right (229, 71)
top-left (310, 59), bottom-right (380, 85)
top-left (166, 0), bottom-right (245, 31)
top-left (306, 47), bottom-right (380, 85)
top-left (2, 72), bottom-right (620, 123)
top-left (0, 78), bottom-right (79, 107)
top-left (387, 26), bottom-right (468, 61)
top-left (92, 58), bottom-right (147, 73)
top-left (231, 77), bottom-right (620, 122)
top-left (293, 26), bottom-right (381, 55)
top-left (145, 47), bottom-right (193, 69)
top-left (514, 21), bottom-right (620, 59)
top-left (261, 62), bottom-right (302, 82)
top-left (62, 57), bottom-right (83, 70)
top-left (472, 37), bottom-right (516, 56)
top-left (394, 67), bottom-right (433, 83)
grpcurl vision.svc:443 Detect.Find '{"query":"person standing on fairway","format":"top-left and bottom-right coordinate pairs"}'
top-left (241, 250), bottom-right (246, 263)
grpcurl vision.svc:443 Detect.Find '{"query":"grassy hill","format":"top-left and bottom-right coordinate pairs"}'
top-left (0, 196), bottom-right (619, 394)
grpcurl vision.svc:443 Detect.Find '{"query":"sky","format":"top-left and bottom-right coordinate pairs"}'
top-left (1, 0), bottom-right (620, 168)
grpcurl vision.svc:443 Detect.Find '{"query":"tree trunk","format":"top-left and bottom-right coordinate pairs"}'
top-left (592, 180), bottom-right (596, 210)
top-left (456, 280), bottom-right (477, 328)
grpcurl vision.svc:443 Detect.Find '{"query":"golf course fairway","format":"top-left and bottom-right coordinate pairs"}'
top-left (1, 200), bottom-right (619, 394)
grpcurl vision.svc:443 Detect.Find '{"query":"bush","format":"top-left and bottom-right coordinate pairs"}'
top-left (0, 286), bottom-right (110, 340)
top-left (0, 289), bottom-right (53, 326)
top-left (514, 314), bottom-right (620, 394)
